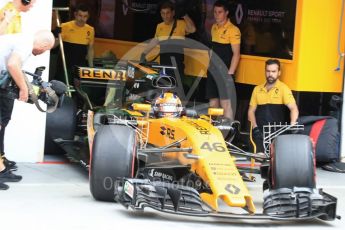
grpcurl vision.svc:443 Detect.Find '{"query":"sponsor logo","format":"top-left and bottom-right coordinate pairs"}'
top-left (122, 1), bottom-right (157, 16)
top-left (148, 169), bottom-right (173, 182)
top-left (122, 0), bottom-right (129, 15)
top-left (160, 126), bottom-right (175, 140)
top-left (79, 67), bottom-right (126, 81)
top-left (185, 120), bottom-right (209, 135)
top-left (235, 4), bottom-right (244, 24)
top-left (124, 181), bottom-right (134, 198)
top-left (225, 184), bottom-right (240, 194)
top-left (127, 66), bottom-right (135, 78)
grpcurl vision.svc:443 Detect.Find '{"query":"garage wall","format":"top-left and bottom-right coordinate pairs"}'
top-left (5, 0), bottom-right (53, 163)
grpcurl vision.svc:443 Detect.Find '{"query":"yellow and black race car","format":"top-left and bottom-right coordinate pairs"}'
top-left (49, 61), bottom-right (338, 221)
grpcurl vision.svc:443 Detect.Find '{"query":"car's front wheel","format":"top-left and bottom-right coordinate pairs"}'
top-left (269, 134), bottom-right (315, 189)
top-left (89, 125), bottom-right (137, 201)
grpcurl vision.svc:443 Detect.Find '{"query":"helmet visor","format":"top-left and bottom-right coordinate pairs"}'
top-left (158, 103), bottom-right (181, 113)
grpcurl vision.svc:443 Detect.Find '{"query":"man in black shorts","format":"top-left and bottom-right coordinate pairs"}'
top-left (206, 0), bottom-right (240, 120)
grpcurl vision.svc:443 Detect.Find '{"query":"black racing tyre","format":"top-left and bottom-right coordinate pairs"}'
top-left (90, 125), bottom-right (137, 201)
top-left (270, 134), bottom-right (316, 189)
top-left (44, 96), bottom-right (76, 154)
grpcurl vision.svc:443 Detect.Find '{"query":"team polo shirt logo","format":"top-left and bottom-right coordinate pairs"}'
top-left (61, 21), bottom-right (94, 45)
top-left (212, 21), bottom-right (241, 45)
top-left (269, 87), bottom-right (282, 101)
top-left (256, 86), bottom-right (281, 103)
top-left (220, 29), bottom-right (228, 39)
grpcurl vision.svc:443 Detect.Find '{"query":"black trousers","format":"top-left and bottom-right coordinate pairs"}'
top-left (0, 90), bottom-right (15, 155)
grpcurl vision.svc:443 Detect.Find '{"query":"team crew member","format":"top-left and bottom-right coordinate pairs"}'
top-left (206, 0), bottom-right (241, 120)
top-left (0, 30), bottom-right (55, 190)
top-left (0, 0), bottom-right (37, 35)
top-left (58, 3), bottom-right (94, 84)
top-left (141, 1), bottom-right (196, 81)
top-left (248, 59), bottom-right (299, 152)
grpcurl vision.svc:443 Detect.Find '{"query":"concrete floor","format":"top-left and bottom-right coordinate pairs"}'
top-left (0, 159), bottom-right (344, 230)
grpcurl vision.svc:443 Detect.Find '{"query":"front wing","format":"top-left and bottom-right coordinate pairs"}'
top-left (115, 178), bottom-right (339, 221)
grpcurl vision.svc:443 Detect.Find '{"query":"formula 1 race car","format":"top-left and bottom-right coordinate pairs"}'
top-left (88, 105), bottom-right (338, 221)
top-left (48, 61), bottom-right (339, 221)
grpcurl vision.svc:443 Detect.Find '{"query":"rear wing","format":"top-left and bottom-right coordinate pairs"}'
top-left (75, 61), bottom-right (176, 95)
top-left (78, 67), bottom-right (127, 81)
top-left (77, 61), bottom-right (159, 81)
top-left (76, 66), bottom-right (126, 89)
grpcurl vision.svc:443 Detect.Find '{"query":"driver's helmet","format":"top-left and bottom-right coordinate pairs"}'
top-left (153, 92), bottom-right (183, 118)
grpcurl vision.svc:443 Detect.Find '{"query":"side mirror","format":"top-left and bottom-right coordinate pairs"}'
top-left (132, 103), bottom-right (152, 113)
top-left (208, 108), bottom-right (224, 116)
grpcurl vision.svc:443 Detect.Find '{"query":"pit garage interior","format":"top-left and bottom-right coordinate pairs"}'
top-left (1, 0), bottom-right (345, 229)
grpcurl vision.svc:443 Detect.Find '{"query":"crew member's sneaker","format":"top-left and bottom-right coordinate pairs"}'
top-left (0, 182), bottom-right (9, 190)
top-left (2, 157), bottom-right (17, 171)
top-left (0, 168), bottom-right (22, 182)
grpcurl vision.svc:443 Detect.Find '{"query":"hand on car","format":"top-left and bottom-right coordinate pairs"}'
top-left (289, 121), bottom-right (300, 134)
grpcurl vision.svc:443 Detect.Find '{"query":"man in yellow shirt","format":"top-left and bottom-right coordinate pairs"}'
top-left (141, 1), bottom-right (195, 81)
top-left (248, 59), bottom-right (299, 152)
top-left (60, 3), bottom-right (94, 69)
top-left (206, 0), bottom-right (241, 120)
top-left (0, 0), bottom-right (36, 35)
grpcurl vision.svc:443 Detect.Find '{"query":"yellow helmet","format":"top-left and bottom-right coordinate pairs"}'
top-left (153, 92), bottom-right (183, 118)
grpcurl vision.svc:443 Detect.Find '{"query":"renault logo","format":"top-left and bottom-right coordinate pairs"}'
top-left (122, 0), bottom-right (129, 16)
top-left (160, 126), bottom-right (167, 135)
top-left (225, 184), bottom-right (240, 194)
top-left (235, 4), bottom-right (243, 24)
